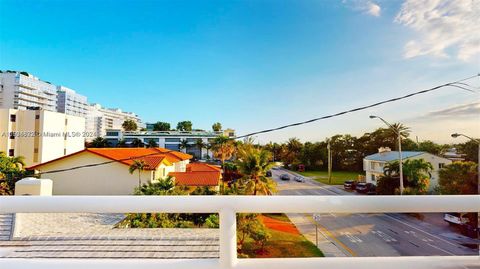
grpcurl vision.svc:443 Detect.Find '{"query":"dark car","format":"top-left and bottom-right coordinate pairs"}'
top-left (343, 180), bottom-right (357, 190)
top-left (266, 170), bottom-right (272, 177)
top-left (356, 182), bottom-right (376, 194)
top-left (280, 174), bottom-right (290, 181)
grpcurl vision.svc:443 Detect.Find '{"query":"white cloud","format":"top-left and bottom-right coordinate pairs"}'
top-left (395, 0), bottom-right (480, 61)
top-left (425, 102), bottom-right (480, 118)
top-left (367, 2), bottom-right (381, 17)
top-left (343, 0), bottom-right (382, 17)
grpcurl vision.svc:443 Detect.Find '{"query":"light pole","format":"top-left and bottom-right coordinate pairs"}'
top-left (327, 140), bottom-right (332, 185)
top-left (370, 115), bottom-right (404, 195)
top-left (451, 133), bottom-right (480, 194)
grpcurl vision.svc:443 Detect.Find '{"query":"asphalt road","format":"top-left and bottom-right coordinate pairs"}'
top-left (270, 168), bottom-right (478, 257)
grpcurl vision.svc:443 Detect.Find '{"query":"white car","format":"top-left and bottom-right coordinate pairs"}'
top-left (444, 213), bottom-right (468, 225)
top-left (294, 176), bottom-right (305, 182)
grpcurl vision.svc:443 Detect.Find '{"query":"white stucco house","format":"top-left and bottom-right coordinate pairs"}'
top-left (363, 147), bottom-right (452, 191)
top-left (28, 148), bottom-right (192, 195)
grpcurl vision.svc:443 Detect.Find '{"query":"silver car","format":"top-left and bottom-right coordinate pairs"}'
top-left (294, 176), bottom-right (305, 182)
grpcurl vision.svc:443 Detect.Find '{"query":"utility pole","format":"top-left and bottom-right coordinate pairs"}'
top-left (327, 140), bottom-right (332, 185)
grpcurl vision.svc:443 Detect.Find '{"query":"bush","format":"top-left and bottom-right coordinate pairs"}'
top-left (205, 214), bottom-right (219, 228)
top-left (376, 176), bottom-right (399, 195)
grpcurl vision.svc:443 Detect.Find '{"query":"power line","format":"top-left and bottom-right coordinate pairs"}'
top-left (36, 149), bottom-right (179, 175)
top-left (234, 74), bottom-right (479, 139)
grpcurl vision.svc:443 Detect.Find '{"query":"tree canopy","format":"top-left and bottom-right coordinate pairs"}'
top-left (153, 121), bottom-right (171, 131)
top-left (177, 121), bottom-right (193, 131)
top-left (212, 122), bottom-right (222, 132)
top-left (122, 119), bottom-right (138, 131)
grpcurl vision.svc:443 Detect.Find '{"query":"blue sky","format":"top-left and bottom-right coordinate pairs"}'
top-left (1, 0), bottom-right (478, 143)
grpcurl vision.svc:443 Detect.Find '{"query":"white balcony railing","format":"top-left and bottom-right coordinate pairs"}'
top-left (0, 195), bottom-right (479, 269)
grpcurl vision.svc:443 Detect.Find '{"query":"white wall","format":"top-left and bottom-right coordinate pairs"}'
top-left (36, 151), bottom-right (154, 195)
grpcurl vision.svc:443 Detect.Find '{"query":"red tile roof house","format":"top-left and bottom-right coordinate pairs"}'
top-left (27, 148), bottom-right (222, 195)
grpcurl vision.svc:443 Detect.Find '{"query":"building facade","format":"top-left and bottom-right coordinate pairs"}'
top-left (56, 86), bottom-right (89, 118)
top-left (85, 104), bottom-right (144, 139)
top-left (104, 129), bottom-right (236, 159)
top-left (363, 147), bottom-right (452, 192)
top-left (0, 108), bottom-right (86, 166)
top-left (0, 72), bottom-right (57, 111)
top-left (28, 148), bottom-right (192, 195)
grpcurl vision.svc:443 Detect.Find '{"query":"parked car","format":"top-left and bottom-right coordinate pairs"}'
top-left (444, 213), bottom-right (469, 225)
top-left (294, 176), bottom-right (305, 182)
top-left (356, 182), bottom-right (376, 194)
top-left (266, 170), bottom-right (272, 177)
top-left (280, 174), bottom-right (290, 181)
top-left (343, 180), bottom-right (357, 190)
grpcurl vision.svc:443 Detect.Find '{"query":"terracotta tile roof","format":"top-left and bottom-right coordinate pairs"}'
top-left (28, 148), bottom-right (192, 170)
top-left (186, 163), bottom-right (222, 172)
top-left (169, 171), bottom-right (221, 187)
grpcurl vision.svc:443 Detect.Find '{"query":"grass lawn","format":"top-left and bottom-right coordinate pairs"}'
top-left (240, 214), bottom-right (324, 258)
top-left (297, 170), bottom-right (361, 185)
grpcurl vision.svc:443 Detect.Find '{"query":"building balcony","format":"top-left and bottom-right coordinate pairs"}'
top-left (0, 195), bottom-right (478, 269)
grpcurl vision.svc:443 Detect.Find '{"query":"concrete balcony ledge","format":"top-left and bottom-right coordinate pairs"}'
top-left (0, 195), bottom-right (478, 269)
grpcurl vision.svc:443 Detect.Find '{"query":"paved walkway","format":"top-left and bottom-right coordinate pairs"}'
top-left (0, 213), bottom-right (219, 259)
top-left (0, 214), bottom-right (13, 241)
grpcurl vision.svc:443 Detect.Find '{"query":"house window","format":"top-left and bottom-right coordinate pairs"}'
top-left (10, 114), bottom-right (16, 122)
top-left (162, 168), bottom-right (166, 177)
top-left (439, 163), bottom-right (445, 169)
top-left (371, 174), bottom-right (376, 181)
top-left (64, 149), bottom-right (67, 155)
top-left (370, 162), bottom-right (375, 170)
top-left (8, 149), bottom-right (14, 156)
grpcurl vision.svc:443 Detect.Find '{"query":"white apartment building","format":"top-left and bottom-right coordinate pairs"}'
top-left (104, 129), bottom-right (236, 159)
top-left (56, 86), bottom-right (89, 118)
top-left (0, 72), bottom-right (57, 111)
top-left (85, 103), bottom-right (144, 139)
top-left (0, 108), bottom-right (85, 166)
top-left (363, 147), bottom-right (452, 192)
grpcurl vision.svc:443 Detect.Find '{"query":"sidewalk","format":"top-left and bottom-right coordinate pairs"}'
top-left (286, 213), bottom-right (347, 257)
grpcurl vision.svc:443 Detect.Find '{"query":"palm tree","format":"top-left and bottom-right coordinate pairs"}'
top-left (211, 136), bottom-right (236, 167)
top-left (89, 137), bottom-right (110, 148)
top-left (195, 139), bottom-right (205, 159)
top-left (236, 145), bottom-right (276, 195)
top-left (179, 139), bottom-right (190, 153)
top-left (131, 138), bottom-right (144, 148)
top-left (205, 143), bottom-right (212, 159)
top-left (146, 139), bottom-right (158, 148)
top-left (386, 123), bottom-right (410, 151)
top-left (129, 160), bottom-right (147, 188)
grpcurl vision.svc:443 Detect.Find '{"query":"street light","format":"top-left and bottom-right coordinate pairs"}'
top-left (451, 133), bottom-right (480, 194)
top-left (370, 115), bottom-right (404, 195)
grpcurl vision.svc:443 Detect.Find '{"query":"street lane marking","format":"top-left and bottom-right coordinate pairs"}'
top-left (340, 232), bottom-right (363, 243)
top-left (385, 214), bottom-right (459, 248)
top-left (372, 230), bottom-right (397, 242)
top-left (306, 214), bottom-right (358, 257)
top-left (427, 243), bottom-right (455, 256)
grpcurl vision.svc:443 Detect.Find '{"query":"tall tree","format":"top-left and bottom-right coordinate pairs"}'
top-left (195, 139), bottom-right (205, 159)
top-left (211, 136), bottom-right (236, 166)
top-left (437, 162), bottom-right (477, 195)
top-left (131, 138), bottom-right (144, 148)
top-left (89, 137), bottom-right (111, 148)
top-left (146, 139), bottom-right (158, 148)
top-left (177, 121), bottom-right (193, 131)
top-left (179, 139), bottom-right (190, 153)
top-left (212, 122), bottom-right (222, 132)
top-left (236, 145), bottom-right (276, 195)
top-left (153, 121), bottom-right (171, 131)
top-left (129, 160), bottom-right (147, 188)
top-left (122, 119), bottom-right (138, 131)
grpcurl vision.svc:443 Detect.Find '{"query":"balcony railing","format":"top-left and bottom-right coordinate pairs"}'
top-left (0, 195), bottom-right (479, 269)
